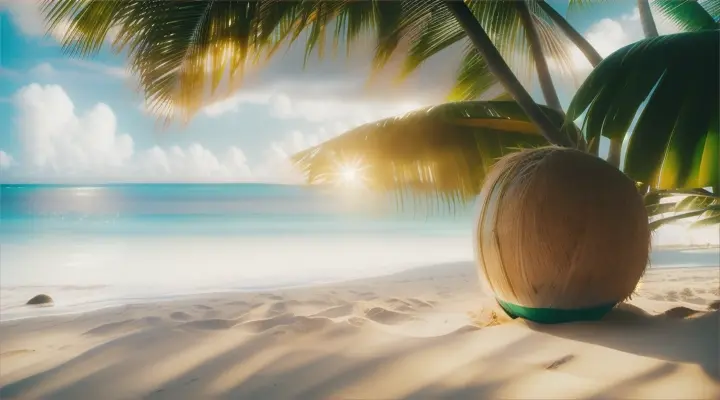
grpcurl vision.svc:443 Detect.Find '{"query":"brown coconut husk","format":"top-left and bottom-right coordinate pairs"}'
top-left (475, 147), bottom-right (650, 310)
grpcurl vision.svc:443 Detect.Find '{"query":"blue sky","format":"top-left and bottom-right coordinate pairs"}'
top-left (0, 1), bottom-right (673, 183)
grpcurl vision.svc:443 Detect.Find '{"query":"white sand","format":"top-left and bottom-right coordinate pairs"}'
top-left (1, 263), bottom-right (718, 399)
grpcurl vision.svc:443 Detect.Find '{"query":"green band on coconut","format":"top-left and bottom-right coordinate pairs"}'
top-left (496, 299), bottom-right (616, 324)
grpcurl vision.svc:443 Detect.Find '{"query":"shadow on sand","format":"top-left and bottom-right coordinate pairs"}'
top-left (1, 308), bottom-right (718, 399)
top-left (1, 256), bottom-right (718, 399)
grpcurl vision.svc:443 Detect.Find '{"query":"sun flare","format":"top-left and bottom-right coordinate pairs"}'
top-left (340, 165), bottom-right (360, 184)
top-left (334, 158), bottom-right (368, 188)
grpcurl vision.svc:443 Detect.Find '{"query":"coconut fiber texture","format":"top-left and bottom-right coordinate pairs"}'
top-left (475, 147), bottom-right (650, 323)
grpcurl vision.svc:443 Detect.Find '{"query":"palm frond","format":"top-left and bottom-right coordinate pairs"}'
top-left (701, 0), bottom-right (720, 20)
top-left (565, 31), bottom-right (720, 191)
top-left (396, 1), bottom-right (464, 78)
top-left (447, 42), bottom-right (496, 101)
top-left (653, 0), bottom-right (719, 32)
top-left (644, 188), bottom-right (720, 230)
top-left (42, 0), bottom-right (304, 123)
top-left (292, 101), bottom-right (578, 207)
top-left (42, 0), bottom-right (591, 122)
top-left (272, 0), bottom-right (584, 105)
top-left (394, 0), bottom-right (581, 101)
top-left (691, 212), bottom-right (720, 227)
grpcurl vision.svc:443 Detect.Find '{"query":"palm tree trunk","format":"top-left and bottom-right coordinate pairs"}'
top-left (515, 1), bottom-right (563, 112)
top-left (637, 0), bottom-right (659, 37)
top-left (538, 0), bottom-right (603, 67)
top-left (607, 137), bottom-right (623, 167)
top-left (539, 1), bottom-right (622, 164)
top-left (444, 1), bottom-right (573, 147)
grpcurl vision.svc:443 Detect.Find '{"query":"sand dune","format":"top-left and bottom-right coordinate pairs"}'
top-left (0, 263), bottom-right (718, 399)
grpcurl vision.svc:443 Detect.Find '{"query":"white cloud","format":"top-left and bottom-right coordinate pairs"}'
top-left (565, 6), bottom-right (683, 74)
top-left (0, 150), bottom-right (14, 169)
top-left (201, 85), bottom-right (427, 126)
top-left (0, 0), bottom-right (46, 36)
top-left (252, 124), bottom-right (355, 184)
top-left (136, 144), bottom-right (251, 182)
top-left (201, 91), bottom-right (274, 117)
top-left (0, 60), bottom-right (128, 81)
top-left (4, 84), bottom-right (253, 183)
top-left (66, 60), bottom-right (130, 79)
top-left (0, 0), bottom-right (70, 41)
top-left (13, 84), bottom-right (133, 173)
top-left (269, 95), bottom-right (425, 124)
top-left (28, 62), bottom-right (56, 77)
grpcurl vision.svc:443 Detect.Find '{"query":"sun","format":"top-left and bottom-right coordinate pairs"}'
top-left (340, 165), bottom-right (360, 184)
top-left (334, 158), bottom-right (368, 188)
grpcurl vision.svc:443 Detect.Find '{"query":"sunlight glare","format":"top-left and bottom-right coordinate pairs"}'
top-left (340, 165), bottom-right (360, 184)
top-left (334, 158), bottom-right (368, 189)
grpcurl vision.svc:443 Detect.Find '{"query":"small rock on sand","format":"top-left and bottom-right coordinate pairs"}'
top-left (26, 294), bottom-right (53, 306)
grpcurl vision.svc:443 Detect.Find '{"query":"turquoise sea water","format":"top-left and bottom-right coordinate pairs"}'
top-left (1, 183), bottom-right (717, 321)
top-left (0, 183), bottom-right (474, 239)
top-left (0, 183), bottom-right (477, 319)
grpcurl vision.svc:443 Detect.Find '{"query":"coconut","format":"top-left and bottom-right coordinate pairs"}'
top-left (474, 147), bottom-right (650, 323)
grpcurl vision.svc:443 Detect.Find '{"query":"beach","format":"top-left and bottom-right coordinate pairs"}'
top-left (1, 184), bottom-right (719, 398)
top-left (1, 261), bottom-right (718, 399)
top-left (1, 0), bottom-right (718, 396)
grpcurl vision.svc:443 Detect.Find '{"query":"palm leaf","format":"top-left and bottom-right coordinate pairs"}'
top-left (653, 0), bottom-right (719, 32)
top-left (390, 0), bottom-right (582, 101)
top-left (703, 0), bottom-right (720, 20)
top-left (644, 188), bottom-right (720, 230)
top-left (43, 0), bottom-right (303, 123)
top-left (447, 42), bottom-right (497, 101)
top-left (274, 1), bottom-right (583, 103)
top-left (565, 31), bottom-right (720, 191)
top-left (292, 101), bottom-right (578, 207)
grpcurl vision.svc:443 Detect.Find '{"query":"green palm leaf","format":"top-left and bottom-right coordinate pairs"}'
top-left (653, 0), bottom-right (719, 32)
top-left (644, 188), bottom-right (720, 230)
top-left (388, 1), bottom-right (582, 101)
top-left (448, 42), bottom-right (497, 101)
top-left (703, 0), bottom-right (720, 20)
top-left (565, 30), bottom-right (720, 191)
top-left (292, 101), bottom-right (578, 206)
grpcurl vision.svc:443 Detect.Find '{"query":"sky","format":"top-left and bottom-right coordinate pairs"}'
top-left (0, 0), bottom-right (682, 184)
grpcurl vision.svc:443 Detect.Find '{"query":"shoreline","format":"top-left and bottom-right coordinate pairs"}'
top-left (3, 262), bottom-right (719, 324)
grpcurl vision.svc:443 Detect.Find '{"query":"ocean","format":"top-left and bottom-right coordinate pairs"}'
top-left (0, 183), bottom-right (476, 320)
top-left (1, 183), bottom-right (717, 321)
